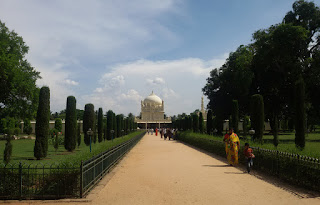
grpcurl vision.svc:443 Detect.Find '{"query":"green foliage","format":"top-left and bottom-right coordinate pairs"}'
top-left (192, 114), bottom-right (199, 133)
top-left (3, 136), bottom-right (12, 164)
top-left (206, 110), bottom-right (213, 134)
top-left (243, 115), bottom-right (250, 137)
top-left (98, 108), bottom-right (103, 142)
top-left (54, 134), bottom-right (59, 152)
top-left (199, 112), bottom-right (204, 133)
top-left (250, 94), bottom-right (264, 142)
top-left (54, 118), bottom-right (62, 132)
top-left (116, 115), bottom-right (122, 138)
top-left (113, 113), bottom-right (117, 139)
top-left (232, 100), bottom-right (239, 133)
top-left (23, 119), bottom-right (33, 135)
top-left (34, 86), bottom-right (50, 160)
top-left (13, 127), bottom-right (20, 135)
top-left (295, 77), bottom-right (306, 149)
top-left (65, 96), bottom-right (77, 151)
top-left (106, 110), bottom-right (114, 140)
top-left (83, 104), bottom-right (95, 146)
top-left (77, 123), bottom-right (81, 147)
top-left (0, 21), bottom-right (41, 120)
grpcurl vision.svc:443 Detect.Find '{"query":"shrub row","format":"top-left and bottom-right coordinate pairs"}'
top-left (177, 131), bottom-right (320, 192)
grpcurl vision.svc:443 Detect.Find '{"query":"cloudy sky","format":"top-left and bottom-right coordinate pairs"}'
top-left (1, 0), bottom-right (317, 116)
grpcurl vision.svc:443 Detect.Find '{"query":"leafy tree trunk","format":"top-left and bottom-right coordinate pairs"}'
top-left (98, 108), bottom-right (103, 142)
top-left (199, 112), bottom-right (204, 133)
top-left (65, 96), bottom-right (77, 151)
top-left (295, 77), bottom-right (306, 149)
top-left (83, 104), bottom-right (95, 146)
top-left (250, 94), bottom-right (264, 143)
top-left (34, 86), bottom-right (50, 160)
top-left (232, 100), bottom-right (239, 133)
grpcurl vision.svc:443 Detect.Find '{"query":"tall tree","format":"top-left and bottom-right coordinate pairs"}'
top-left (116, 115), bottom-right (121, 138)
top-left (250, 94), bottom-right (265, 142)
top-left (65, 96), bottom-right (77, 151)
top-left (113, 112), bottom-right (117, 138)
top-left (54, 118), bottom-right (62, 132)
top-left (295, 76), bottom-right (306, 149)
top-left (0, 21), bottom-right (41, 120)
top-left (34, 86), bottom-right (50, 160)
top-left (83, 104), bottom-right (95, 146)
top-left (192, 114), bottom-right (199, 133)
top-left (77, 122), bottom-right (81, 147)
top-left (207, 110), bottom-right (213, 134)
top-left (98, 108), bottom-right (103, 142)
top-left (199, 112), bottom-right (204, 133)
top-left (106, 110), bottom-right (114, 140)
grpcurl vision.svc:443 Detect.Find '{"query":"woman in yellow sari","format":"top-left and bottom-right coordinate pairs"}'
top-left (223, 128), bottom-right (240, 165)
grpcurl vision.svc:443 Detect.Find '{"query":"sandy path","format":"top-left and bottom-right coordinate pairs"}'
top-left (4, 133), bottom-right (320, 205)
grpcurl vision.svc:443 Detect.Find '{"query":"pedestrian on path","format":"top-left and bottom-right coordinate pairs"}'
top-left (223, 128), bottom-right (240, 166)
top-left (160, 128), bottom-right (163, 138)
top-left (164, 128), bottom-right (167, 140)
top-left (155, 128), bottom-right (158, 136)
top-left (244, 143), bottom-right (255, 173)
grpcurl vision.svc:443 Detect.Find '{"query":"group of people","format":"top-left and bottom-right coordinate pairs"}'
top-left (223, 128), bottom-right (255, 173)
top-left (147, 128), bottom-right (177, 140)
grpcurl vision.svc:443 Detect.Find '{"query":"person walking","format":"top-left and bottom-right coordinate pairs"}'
top-left (160, 128), bottom-right (163, 138)
top-left (223, 128), bottom-right (240, 166)
top-left (164, 128), bottom-right (167, 140)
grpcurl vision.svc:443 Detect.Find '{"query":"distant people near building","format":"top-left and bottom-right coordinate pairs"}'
top-left (223, 128), bottom-right (240, 166)
top-left (164, 128), bottom-right (167, 140)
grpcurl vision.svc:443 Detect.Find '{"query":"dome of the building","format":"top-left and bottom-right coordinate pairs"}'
top-left (144, 91), bottom-right (162, 105)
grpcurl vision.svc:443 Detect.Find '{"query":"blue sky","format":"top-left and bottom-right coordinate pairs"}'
top-left (1, 0), bottom-right (318, 116)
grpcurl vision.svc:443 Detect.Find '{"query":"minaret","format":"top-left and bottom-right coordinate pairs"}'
top-left (201, 96), bottom-right (204, 112)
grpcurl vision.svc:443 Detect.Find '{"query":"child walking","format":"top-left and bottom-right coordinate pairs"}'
top-left (244, 143), bottom-right (255, 173)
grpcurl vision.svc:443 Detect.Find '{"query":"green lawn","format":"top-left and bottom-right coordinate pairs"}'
top-left (184, 131), bottom-right (320, 159)
top-left (0, 131), bottom-right (144, 166)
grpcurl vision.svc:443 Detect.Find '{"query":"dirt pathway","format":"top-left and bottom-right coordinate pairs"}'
top-left (5, 133), bottom-right (320, 205)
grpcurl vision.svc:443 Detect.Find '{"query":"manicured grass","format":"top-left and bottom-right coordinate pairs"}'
top-left (183, 131), bottom-right (320, 159)
top-left (0, 131), bottom-right (144, 166)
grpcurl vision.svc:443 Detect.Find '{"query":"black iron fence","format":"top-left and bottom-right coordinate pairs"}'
top-left (80, 131), bottom-right (145, 197)
top-left (177, 132), bottom-right (320, 192)
top-left (0, 131), bottom-right (145, 200)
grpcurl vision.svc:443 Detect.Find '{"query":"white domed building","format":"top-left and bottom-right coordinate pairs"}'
top-left (135, 91), bottom-right (171, 129)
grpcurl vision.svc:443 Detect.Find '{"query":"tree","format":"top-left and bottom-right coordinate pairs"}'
top-left (232, 100), bottom-right (239, 133)
top-left (113, 113), bottom-right (117, 139)
top-left (54, 118), bottom-right (62, 132)
top-left (250, 94), bottom-right (264, 142)
top-left (295, 76), bottom-right (306, 149)
top-left (192, 114), bottom-right (199, 133)
top-left (116, 115), bottom-right (122, 138)
top-left (207, 110), bottom-right (213, 134)
top-left (0, 21), bottom-right (41, 120)
top-left (106, 110), bottom-right (114, 140)
top-left (65, 96), bottom-right (77, 151)
top-left (270, 114), bottom-right (279, 147)
top-left (83, 104), bottom-right (95, 146)
top-left (23, 118), bottom-right (33, 135)
top-left (98, 108), bottom-right (103, 142)
top-left (34, 86), bottom-right (50, 160)
top-left (77, 123), bottom-right (81, 147)
top-left (199, 112), bottom-right (204, 133)
top-left (3, 134), bottom-right (12, 164)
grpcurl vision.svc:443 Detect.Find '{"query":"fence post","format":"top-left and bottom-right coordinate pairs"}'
top-left (19, 162), bottom-right (22, 200)
top-left (80, 161), bottom-right (83, 198)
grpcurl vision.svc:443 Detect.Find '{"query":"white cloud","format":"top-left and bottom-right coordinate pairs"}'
top-left (65, 79), bottom-right (79, 86)
top-left (87, 54), bottom-right (227, 116)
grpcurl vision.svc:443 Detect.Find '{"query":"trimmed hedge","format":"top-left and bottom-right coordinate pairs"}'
top-left (177, 131), bottom-right (320, 192)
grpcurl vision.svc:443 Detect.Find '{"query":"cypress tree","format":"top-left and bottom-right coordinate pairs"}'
top-left (207, 110), bottom-right (213, 134)
top-left (3, 135), bottom-right (12, 164)
top-left (83, 104), bottom-right (95, 146)
top-left (113, 113), bottom-right (117, 138)
top-left (54, 118), bottom-right (62, 132)
top-left (199, 112), bottom-right (204, 133)
top-left (192, 114), bottom-right (199, 133)
top-left (98, 108), bottom-right (103, 142)
top-left (77, 123), bottom-right (81, 147)
top-left (116, 115), bottom-right (121, 137)
top-left (294, 77), bottom-right (306, 149)
top-left (65, 96), bottom-right (77, 151)
top-left (232, 100), bottom-right (239, 133)
top-left (34, 86), bottom-right (50, 160)
top-left (106, 110), bottom-right (113, 140)
top-left (250, 94), bottom-right (264, 142)
top-left (188, 115), bottom-right (193, 130)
